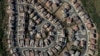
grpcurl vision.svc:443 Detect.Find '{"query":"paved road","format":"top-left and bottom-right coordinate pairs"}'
top-left (8, 0), bottom-right (66, 55)
top-left (15, 41), bottom-right (56, 51)
top-left (63, 0), bottom-right (90, 56)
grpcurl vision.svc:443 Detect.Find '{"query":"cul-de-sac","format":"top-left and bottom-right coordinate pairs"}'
top-left (0, 0), bottom-right (98, 56)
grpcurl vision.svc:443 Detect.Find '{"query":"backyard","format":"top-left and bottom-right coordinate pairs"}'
top-left (0, 0), bottom-right (99, 56)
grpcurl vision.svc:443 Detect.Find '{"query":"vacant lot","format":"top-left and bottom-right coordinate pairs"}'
top-left (0, 0), bottom-right (9, 56)
top-left (81, 0), bottom-right (100, 56)
top-left (95, 0), bottom-right (100, 17)
top-left (95, 1), bottom-right (100, 55)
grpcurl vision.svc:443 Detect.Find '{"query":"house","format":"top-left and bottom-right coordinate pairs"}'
top-left (93, 33), bottom-right (97, 38)
top-left (78, 11), bottom-right (85, 17)
top-left (83, 14), bottom-right (90, 20)
top-left (19, 5), bottom-right (24, 12)
top-left (32, 15), bottom-right (38, 21)
top-left (46, 1), bottom-right (52, 7)
top-left (58, 37), bottom-right (65, 42)
top-left (66, 17), bottom-right (73, 24)
top-left (87, 23), bottom-right (94, 29)
top-left (7, 9), bottom-right (14, 14)
top-left (8, 4), bottom-right (14, 10)
top-left (31, 30), bottom-right (37, 36)
top-left (35, 39), bottom-right (39, 47)
top-left (74, 51), bottom-right (81, 56)
top-left (43, 23), bottom-right (50, 29)
top-left (8, 39), bottom-right (11, 44)
top-left (31, 0), bottom-right (35, 4)
top-left (28, 8), bottom-right (34, 14)
top-left (73, 16), bottom-right (81, 24)
top-left (30, 12), bottom-right (35, 19)
top-left (89, 32), bottom-right (97, 38)
top-left (39, 39), bottom-right (44, 47)
top-left (12, 53), bottom-right (16, 56)
top-left (26, 0), bottom-right (32, 3)
top-left (55, 21), bottom-right (60, 26)
top-left (8, 44), bottom-right (11, 48)
top-left (28, 20), bottom-right (36, 30)
top-left (76, 6), bottom-right (83, 13)
top-left (52, 0), bottom-right (61, 7)
top-left (35, 32), bottom-right (42, 39)
top-left (52, 18), bottom-right (58, 24)
top-left (55, 44), bottom-right (62, 51)
top-left (8, 0), bottom-right (13, 3)
top-left (9, 15), bottom-right (14, 21)
top-left (90, 29), bottom-right (96, 34)
top-left (44, 39), bottom-right (51, 46)
top-left (49, 31), bottom-right (55, 35)
top-left (74, 3), bottom-right (80, 8)
top-left (30, 39), bottom-right (35, 46)
top-left (12, 52), bottom-right (19, 56)
top-left (47, 35), bottom-right (55, 41)
top-left (23, 50), bottom-right (30, 56)
top-left (44, 52), bottom-right (49, 56)
top-left (80, 40), bottom-right (86, 48)
top-left (71, 0), bottom-right (77, 4)
top-left (24, 38), bottom-right (30, 47)
top-left (10, 49), bottom-right (13, 54)
top-left (29, 50), bottom-right (35, 56)
top-left (64, 4), bottom-right (71, 11)
top-left (42, 11), bottom-right (48, 16)
top-left (73, 40), bottom-right (80, 46)
top-left (51, 47), bottom-right (58, 54)
top-left (17, 33), bottom-right (24, 40)
top-left (18, 0), bottom-right (25, 3)
top-left (19, 39), bottom-right (24, 47)
top-left (70, 49), bottom-right (75, 54)
top-left (41, 30), bottom-right (47, 38)
top-left (46, 13), bottom-right (51, 18)
top-left (62, 11), bottom-right (69, 18)
top-left (88, 49), bottom-right (95, 56)
top-left (90, 44), bottom-right (96, 50)
top-left (86, 19), bottom-right (92, 24)
top-left (30, 31), bottom-right (33, 36)
top-left (34, 51), bottom-right (39, 56)
top-left (36, 18), bottom-right (42, 25)
top-left (72, 25), bottom-right (79, 31)
top-left (63, 51), bottom-right (71, 56)
top-left (47, 49), bottom-right (54, 56)
top-left (39, 51), bottom-right (44, 56)
top-left (56, 24), bottom-right (63, 30)
top-left (37, 4), bottom-right (42, 10)
top-left (40, 8), bottom-right (45, 13)
top-left (24, 6), bottom-right (29, 12)
top-left (20, 12), bottom-right (25, 18)
top-left (48, 15), bottom-right (53, 21)
top-left (46, 25), bottom-right (54, 31)
top-left (90, 38), bottom-right (96, 45)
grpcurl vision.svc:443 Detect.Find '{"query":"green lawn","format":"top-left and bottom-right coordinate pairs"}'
top-left (81, 0), bottom-right (100, 56)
